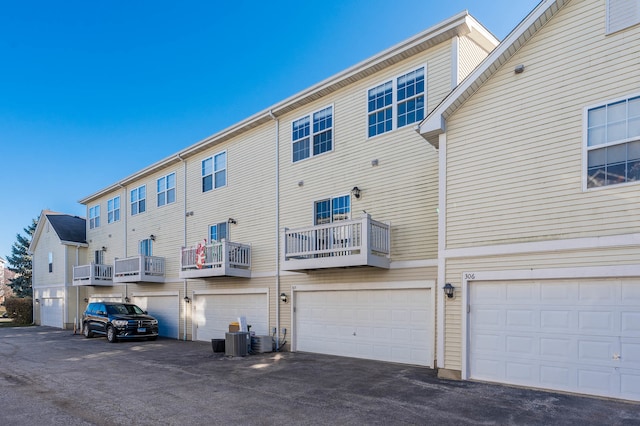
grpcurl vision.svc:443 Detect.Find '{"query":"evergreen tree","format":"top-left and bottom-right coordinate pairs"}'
top-left (6, 218), bottom-right (37, 298)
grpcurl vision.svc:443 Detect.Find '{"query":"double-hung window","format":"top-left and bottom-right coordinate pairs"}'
top-left (157, 172), bottom-right (176, 207)
top-left (368, 66), bottom-right (425, 137)
top-left (89, 205), bottom-right (100, 229)
top-left (202, 152), bottom-right (226, 192)
top-left (209, 222), bottom-right (228, 243)
top-left (130, 185), bottom-right (146, 215)
top-left (292, 106), bottom-right (333, 162)
top-left (314, 195), bottom-right (350, 225)
top-left (586, 95), bottom-right (640, 188)
top-left (107, 196), bottom-right (120, 224)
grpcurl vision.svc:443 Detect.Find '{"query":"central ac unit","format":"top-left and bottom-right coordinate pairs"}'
top-left (251, 335), bottom-right (273, 353)
top-left (225, 332), bottom-right (249, 357)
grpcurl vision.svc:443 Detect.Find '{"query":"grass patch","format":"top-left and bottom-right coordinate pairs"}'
top-left (0, 318), bottom-right (34, 328)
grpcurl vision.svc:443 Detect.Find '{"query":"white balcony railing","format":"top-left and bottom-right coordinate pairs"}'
top-left (72, 263), bottom-right (113, 286)
top-left (179, 239), bottom-right (251, 279)
top-left (113, 255), bottom-right (165, 283)
top-left (282, 213), bottom-right (390, 270)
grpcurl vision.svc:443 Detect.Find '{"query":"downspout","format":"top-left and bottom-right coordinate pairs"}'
top-left (269, 110), bottom-right (281, 349)
top-left (119, 183), bottom-right (128, 301)
top-left (64, 244), bottom-right (69, 326)
top-left (436, 132), bottom-right (447, 369)
top-left (178, 154), bottom-right (188, 341)
top-left (75, 244), bottom-right (80, 330)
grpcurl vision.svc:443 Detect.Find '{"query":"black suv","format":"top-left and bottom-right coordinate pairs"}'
top-left (82, 302), bottom-right (159, 343)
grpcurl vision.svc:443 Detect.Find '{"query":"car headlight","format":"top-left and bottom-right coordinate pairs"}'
top-left (112, 320), bottom-right (128, 327)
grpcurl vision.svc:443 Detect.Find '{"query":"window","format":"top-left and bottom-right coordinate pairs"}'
top-left (94, 250), bottom-right (104, 265)
top-left (314, 195), bottom-right (350, 225)
top-left (107, 196), bottom-right (120, 224)
top-left (89, 205), bottom-right (100, 229)
top-left (202, 152), bottom-right (226, 192)
top-left (209, 222), bottom-right (228, 243)
top-left (48, 252), bottom-right (53, 273)
top-left (607, 0), bottom-right (640, 34)
top-left (586, 95), bottom-right (640, 188)
top-left (157, 172), bottom-right (176, 207)
top-left (130, 185), bottom-right (146, 215)
top-left (139, 239), bottom-right (153, 256)
top-left (368, 66), bottom-right (425, 137)
top-left (292, 106), bottom-right (333, 162)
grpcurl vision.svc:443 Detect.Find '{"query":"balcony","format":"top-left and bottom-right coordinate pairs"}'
top-left (113, 255), bottom-right (165, 283)
top-left (179, 240), bottom-right (251, 279)
top-left (282, 213), bottom-right (390, 271)
top-left (72, 263), bottom-right (113, 286)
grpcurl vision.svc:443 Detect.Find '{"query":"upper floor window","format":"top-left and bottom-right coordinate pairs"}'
top-left (202, 152), bottom-right (226, 192)
top-left (130, 185), bottom-right (146, 215)
top-left (368, 66), bottom-right (425, 137)
top-left (157, 172), bottom-right (176, 207)
top-left (607, 0), bottom-right (640, 34)
top-left (107, 196), bottom-right (120, 224)
top-left (139, 239), bottom-right (153, 256)
top-left (292, 106), bottom-right (333, 162)
top-left (586, 95), bottom-right (640, 188)
top-left (94, 249), bottom-right (105, 265)
top-left (209, 221), bottom-right (228, 243)
top-left (48, 252), bottom-right (53, 273)
top-left (89, 205), bottom-right (100, 229)
top-left (314, 195), bottom-right (350, 225)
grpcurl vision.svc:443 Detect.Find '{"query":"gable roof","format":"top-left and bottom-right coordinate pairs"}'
top-left (79, 11), bottom-right (498, 205)
top-left (28, 210), bottom-right (87, 253)
top-left (419, 0), bottom-right (571, 148)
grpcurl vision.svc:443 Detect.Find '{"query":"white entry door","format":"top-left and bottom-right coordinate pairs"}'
top-left (469, 279), bottom-right (640, 401)
top-left (41, 297), bottom-right (64, 328)
top-left (193, 292), bottom-right (269, 342)
top-left (294, 287), bottom-right (433, 366)
top-left (133, 294), bottom-right (180, 339)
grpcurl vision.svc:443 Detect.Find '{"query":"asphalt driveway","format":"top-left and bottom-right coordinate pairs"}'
top-left (0, 326), bottom-right (637, 425)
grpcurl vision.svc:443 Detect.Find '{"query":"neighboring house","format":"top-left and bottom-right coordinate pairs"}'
top-left (0, 256), bottom-right (15, 304)
top-left (420, 0), bottom-right (640, 402)
top-left (30, 211), bottom-right (88, 329)
top-left (73, 11), bottom-right (498, 366)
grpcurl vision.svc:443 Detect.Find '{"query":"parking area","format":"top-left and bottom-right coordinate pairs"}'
top-left (0, 326), bottom-right (637, 425)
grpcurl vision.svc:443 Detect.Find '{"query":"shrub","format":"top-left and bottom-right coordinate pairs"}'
top-left (4, 297), bottom-right (33, 325)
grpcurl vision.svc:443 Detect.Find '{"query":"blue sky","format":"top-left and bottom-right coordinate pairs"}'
top-left (0, 0), bottom-right (539, 259)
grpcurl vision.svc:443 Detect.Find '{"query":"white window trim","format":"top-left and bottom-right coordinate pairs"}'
top-left (291, 103), bottom-right (335, 164)
top-left (312, 193), bottom-right (351, 225)
top-left (107, 196), bottom-right (120, 224)
top-left (606, 0), bottom-right (640, 34)
top-left (209, 221), bottom-right (229, 243)
top-left (130, 185), bottom-right (146, 216)
top-left (582, 91), bottom-right (640, 191)
top-left (89, 205), bottom-right (100, 229)
top-left (157, 172), bottom-right (177, 207)
top-left (202, 150), bottom-right (227, 192)
top-left (366, 64), bottom-right (428, 139)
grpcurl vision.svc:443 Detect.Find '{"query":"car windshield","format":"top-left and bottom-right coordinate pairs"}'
top-left (106, 304), bottom-right (145, 315)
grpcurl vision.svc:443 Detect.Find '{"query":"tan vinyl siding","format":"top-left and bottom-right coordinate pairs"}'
top-left (445, 0), bottom-right (640, 249)
top-left (85, 190), bottom-right (127, 266)
top-left (441, 245), bottom-right (640, 370)
top-left (33, 218), bottom-right (67, 287)
top-left (458, 34), bottom-right (493, 83)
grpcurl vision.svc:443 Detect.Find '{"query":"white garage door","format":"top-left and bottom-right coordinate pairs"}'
top-left (193, 292), bottom-right (269, 342)
top-left (133, 295), bottom-right (180, 339)
top-left (294, 288), bottom-right (432, 366)
top-left (89, 296), bottom-right (122, 303)
top-left (469, 279), bottom-right (640, 401)
top-left (41, 298), bottom-right (64, 328)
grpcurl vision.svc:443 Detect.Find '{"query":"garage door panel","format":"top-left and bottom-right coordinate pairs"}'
top-left (194, 293), bottom-right (268, 342)
top-left (41, 298), bottom-right (63, 328)
top-left (470, 279), bottom-right (640, 401)
top-left (296, 288), bottom-right (432, 366)
top-left (133, 295), bottom-right (179, 339)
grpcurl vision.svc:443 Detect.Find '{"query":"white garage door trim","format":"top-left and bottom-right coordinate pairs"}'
top-left (41, 297), bottom-right (64, 328)
top-left (461, 265), bottom-right (640, 401)
top-left (89, 293), bottom-right (123, 302)
top-left (292, 281), bottom-right (435, 367)
top-left (132, 291), bottom-right (179, 339)
top-left (192, 288), bottom-right (269, 342)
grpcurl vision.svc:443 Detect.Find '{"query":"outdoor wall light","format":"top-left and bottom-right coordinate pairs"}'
top-left (101, 246), bottom-right (107, 252)
top-left (351, 186), bottom-right (361, 199)
top-left (84, 298), bottom-right (89, 303)
top-left (184, 296), bottom-right (191, 304)
top-left (228, 218), bottom-right (237, 225)
top-left (35, 298), bottom-right (40, 304)
top-left (124, 297), bottom-right (130, 303)
top-left (443, 283), bottom-right (455, 299)
top-left (280, 293), bottom-right (288, 303)
top-left (149, 234), bottom-right (156, 241)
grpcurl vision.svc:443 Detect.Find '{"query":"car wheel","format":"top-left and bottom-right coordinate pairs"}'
top-left (82, 323), bottom-right (93, 338)
top-left (106, 326), bottom-right (118, 343)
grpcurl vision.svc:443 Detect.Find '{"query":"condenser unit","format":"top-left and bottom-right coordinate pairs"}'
top-left (225, 332), bottom-right (249, 357)
top-left (251, 335), bottom-right (273, 353)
